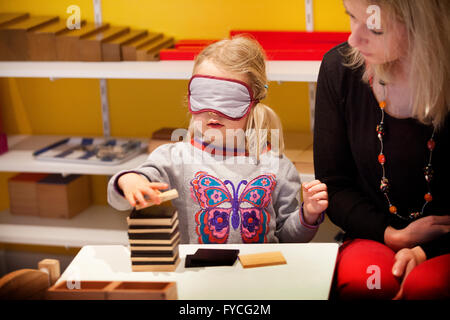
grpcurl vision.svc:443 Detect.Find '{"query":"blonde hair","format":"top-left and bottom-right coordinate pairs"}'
top-left (188, 36), bottom-right (285, 159)
top-left (344, 0), bottom-right (450, 128)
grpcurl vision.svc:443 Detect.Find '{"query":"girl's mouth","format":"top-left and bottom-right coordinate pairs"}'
top-left (207, 121), bottom-right (224, 129)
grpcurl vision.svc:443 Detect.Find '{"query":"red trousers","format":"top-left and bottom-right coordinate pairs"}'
top-left (332, 239), bottom-right (450, 300)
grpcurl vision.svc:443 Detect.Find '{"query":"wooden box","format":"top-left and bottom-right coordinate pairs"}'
top-left (79, 25), bottom-right (129, 61)
top-left (55, 22), bottom-right (109, 61)
top-left (27, 19), bottom-right (85, 61)
top-left (102, 29), bottom-right (147, 61)
top-left (0, 15), bottom-right (59, 60)
top-left (37, 174), bottom-right (91, 219)
top-left (8, 173), bottom-right (49, 216)
top-left (47, 280), bottom-right (177, 300)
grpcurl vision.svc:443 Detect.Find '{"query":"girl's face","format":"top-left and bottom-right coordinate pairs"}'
top-left (191, 59), bottom-right (250, 146)
top-left (344, 0), bottom-right (407, 65)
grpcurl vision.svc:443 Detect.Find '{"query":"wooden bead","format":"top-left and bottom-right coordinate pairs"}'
top-left (379, 101), bottom-right (386, 109)
top-left (389, 205), bottom-right (397, 214)
top-left (378, 154), bottom-right (386, 164)
top-left (427, 139), bottom-right (435, 151)
top-left (424, 193), bottom-right (433, 202)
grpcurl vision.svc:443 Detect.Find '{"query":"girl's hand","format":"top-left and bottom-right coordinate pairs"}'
top-left (117, 173), bottom-right (168, 207)
top-left (385, 215), bottom-right (450, 251)
top-left (302, 180), bottom-right (328, 225)
top-left (392, 246), bottom-right (427, 300)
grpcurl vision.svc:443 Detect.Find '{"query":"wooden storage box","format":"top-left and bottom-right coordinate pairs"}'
top-left (37, 174), bottom-right (91, 219)
top-left (78, 25), bottom-right (129, 61)
top-left (47, 280), bottom-right (177, 300)
top-left (0, 15), bottom-right (58, 60)
top-left (8, 173), bottom-right (49, 216)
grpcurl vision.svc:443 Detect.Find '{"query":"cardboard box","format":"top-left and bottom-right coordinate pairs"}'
top-left (8, 173), bottom-right (49, 216)
top-left (37, 174), bottom-right (91, 219)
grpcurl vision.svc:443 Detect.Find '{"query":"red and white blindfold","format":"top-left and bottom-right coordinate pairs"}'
top-left (188, 75), bottom-right (258, 120)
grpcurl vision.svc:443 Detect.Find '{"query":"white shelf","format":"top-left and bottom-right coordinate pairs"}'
top-left (1, 134), bottom-right (315, 181)
top-left (0, 135), bottom-right (148, 176)
top-left (0, 60), bottom-right (321, 82)
top-left (0, 205), bottom-right (129, 247)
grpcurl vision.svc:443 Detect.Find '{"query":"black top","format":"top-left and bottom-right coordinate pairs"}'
top-left (314, 42), bottom-right (449, 259)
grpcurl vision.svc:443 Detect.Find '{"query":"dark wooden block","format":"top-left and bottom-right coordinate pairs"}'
top-left (55, 22), bottom-right (109, 61)
top-left (79, 25), bottom-right (129, 61)
top-left (102, 29), bottom-right (147, 61)
top-left (0, 15), bottom-right (59, 60)
top-left (185, 249), bottom-right (240, 268)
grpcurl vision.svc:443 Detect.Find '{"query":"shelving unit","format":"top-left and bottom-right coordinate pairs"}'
top-left (0, 59), bottom-right (319, 248)
top-left (0, 60), bottom-right (321, 81)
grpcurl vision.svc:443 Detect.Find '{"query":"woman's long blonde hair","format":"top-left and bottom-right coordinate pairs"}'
top-left (344, 0), bottom-right (450, 128)
top-left (188, 36), bottom-right (285, 159)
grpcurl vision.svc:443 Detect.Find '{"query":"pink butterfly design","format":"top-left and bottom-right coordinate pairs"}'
top-left (190, 171), bottom-right (276, 244)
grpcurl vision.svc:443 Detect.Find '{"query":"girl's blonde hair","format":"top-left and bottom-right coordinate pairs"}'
top-left (188, 36), bottom-right (285, 158)
top-left (344, 0), bottom-right (450, 128)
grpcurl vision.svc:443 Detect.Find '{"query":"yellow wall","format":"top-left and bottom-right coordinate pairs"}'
top-left (0, 0), bottom-right (350, 209)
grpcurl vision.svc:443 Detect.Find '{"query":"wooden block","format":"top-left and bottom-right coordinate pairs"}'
top-left (38, 259), bottom-right (60, 285)
top-left (0, 269), bottom-right (49, 300)
top-left (46, 281), bottom-right (114, 300)
top-left (131, 256), bottom-right (181, 272)
top-left (238, 251), bottom-right (287, 268)
top-left (0, 12), bottom-right (29, 27)
top-left (135, 189), bottom-right (179, 210)
top-left (128, 233), bottom-right (180, 245)
top-left (79, 25), bottom-right (130, 61)
top-left (102, 29), bottom-right (147, 61)
top-left (107, 281), bottom-right (177, 300)
top-left (55, 22), bottom-right (109, 60)
top-left (135, 36), bottom-right (175, 61)
top-left (0, 15), bottom-right (59, 60)
top-left (121, 32), bottom-right (163, 60)
top-left (128, 220), bottom-right (179, 234)
top-left (8, 173), bottom-right (49, 216)
top-left (27, 19), bottom-right (86, 61)
top-left (37, 174), bottom-right (91, 219)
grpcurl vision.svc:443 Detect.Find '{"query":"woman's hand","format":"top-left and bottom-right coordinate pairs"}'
top-left (118, 173), bottom-right (168, 207)
top-left (385, 215), bottom-right (450, 251)
top-left (392, 246), bottom-right (427, 300)
top-left (302, 180), bottom-right (328, 225)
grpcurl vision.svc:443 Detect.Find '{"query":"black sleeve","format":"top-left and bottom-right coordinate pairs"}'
top-left (420, 233), bottom-right (450, 259)
top-left (313, 48), bottom-right (390, 243)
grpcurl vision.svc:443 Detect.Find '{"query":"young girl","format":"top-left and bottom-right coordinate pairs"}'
top-left (108, 36), bottom-right (327, 244)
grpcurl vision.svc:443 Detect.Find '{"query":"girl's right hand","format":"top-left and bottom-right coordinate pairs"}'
top-left (117, 173), bottom-right (169, 208)
top-left (385, 215), bottom-right (450, 251)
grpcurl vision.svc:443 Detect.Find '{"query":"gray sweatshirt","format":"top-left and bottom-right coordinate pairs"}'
top-left (108, 140), bottom-right (319, 244)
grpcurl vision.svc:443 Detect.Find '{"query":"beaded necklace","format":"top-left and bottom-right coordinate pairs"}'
top-left (375, 80), bottom-right (436, 221)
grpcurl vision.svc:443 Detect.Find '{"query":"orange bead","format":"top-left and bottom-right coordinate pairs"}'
top-left (389, 205), bottom-right (397, 214)
top-left (379, 101), bottom-right (387, 109)
top-left (378, 154), bottom-right (386, 164)
top-left (424, 193), bottom-right (433, 202)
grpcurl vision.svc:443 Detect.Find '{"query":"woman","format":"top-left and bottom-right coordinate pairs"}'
top-left (314, 0), bottom-right (449, 299)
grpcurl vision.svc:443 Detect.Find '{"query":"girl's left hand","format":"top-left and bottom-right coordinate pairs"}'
top-left (302, 180), bottom-right (328, 225)
top-left (392, 246), bottom-right (427, 300)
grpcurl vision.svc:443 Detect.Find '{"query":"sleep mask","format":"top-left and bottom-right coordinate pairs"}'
top-left (188, 75), bottom-right (257, 120)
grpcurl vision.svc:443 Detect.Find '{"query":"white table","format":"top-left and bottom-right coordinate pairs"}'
top-left (57, 243), bottom-right (338, 300)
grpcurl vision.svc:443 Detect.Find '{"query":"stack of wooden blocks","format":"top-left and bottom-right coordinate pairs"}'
top-left (0, 12), bottom-right (174, 61)
top-left (128, 203), bottom-right (181, 272)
